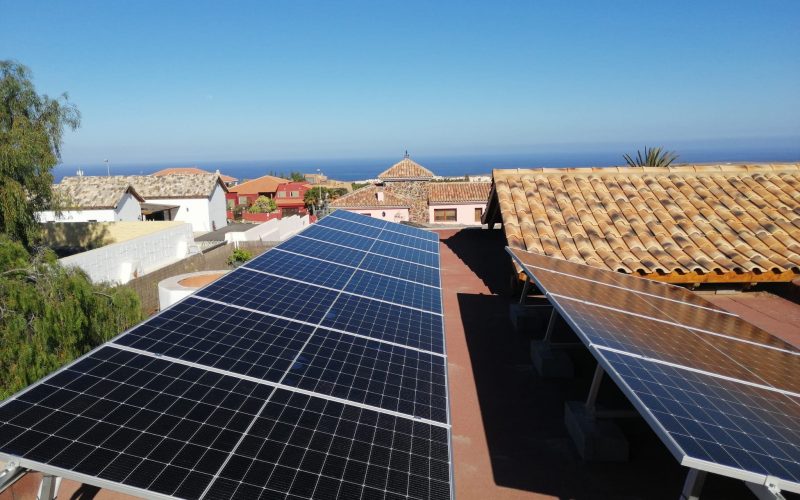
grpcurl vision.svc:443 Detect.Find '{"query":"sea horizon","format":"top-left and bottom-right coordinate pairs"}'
top-left (55, 144), bottom-right (800, 183)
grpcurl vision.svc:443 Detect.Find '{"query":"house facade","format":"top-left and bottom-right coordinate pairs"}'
top-left (225, 174), bottom-right (287, 218)
top-left (329, 155), bottom-right (491, 225)
top-left (38, 179), bottom-right (144, 223)
top-left (275, 182), bottom-right (311, 217)
top-left (427, 182), bottom-right (492, 225)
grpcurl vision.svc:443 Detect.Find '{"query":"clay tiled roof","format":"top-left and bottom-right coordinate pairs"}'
top-left (377, 157), bottom-right (435, 180)
top-left (61, 174), bottom-right (226, 199)
top-left (329, 185), bottom-right (411, 208)
top-left (152, 166), bottom-right (237, 183)
top-left (427, 181), bottom-right (491, 204)
top-left (53, 178), bottom-right (144, 209)
top-left (485, 164), bottom-right (800, 283)
top-left (227, 175), bottom-right (288, 194)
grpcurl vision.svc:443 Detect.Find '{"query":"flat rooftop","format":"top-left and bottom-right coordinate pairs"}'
top-left (2, 228), bottom-right (799, 499)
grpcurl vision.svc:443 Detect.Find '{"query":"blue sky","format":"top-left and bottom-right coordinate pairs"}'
top-left (1, 0), bottom-right (798, 166)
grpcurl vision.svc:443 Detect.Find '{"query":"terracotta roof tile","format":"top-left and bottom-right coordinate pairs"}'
top-left (227, 175), bottom-right (288, 194)
top-left (487, 163), bottom-right (800, 283)
top-left (426, 181), bottom-right (491, 204)
top-left (329, 185), bottom-right (411, 208)
top-left (377, 157), bottom-right (435, 180)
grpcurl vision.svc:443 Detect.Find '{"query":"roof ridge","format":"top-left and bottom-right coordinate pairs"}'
top-left (377, 157), bottom-right (435, 179)
top-left (492, 163), bottom-right (800, 177)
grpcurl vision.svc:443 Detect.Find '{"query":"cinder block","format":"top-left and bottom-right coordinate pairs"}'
top-left (509, 303), bottom-right (550, 333)
top-left (564, 401), bottom-right (629, 462)
top-left (531, 341), bottom-right (574, 378)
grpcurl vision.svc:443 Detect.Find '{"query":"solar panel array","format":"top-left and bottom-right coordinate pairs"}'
top-left (508, 247), bottom-right (800, 495)
top-left (0, 210), bottom-right (451, 500)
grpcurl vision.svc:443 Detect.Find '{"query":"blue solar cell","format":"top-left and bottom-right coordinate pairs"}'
top-left (317, 216), bottom-right (384, 239)
top-left (299, 225), bottom-right (375, 251)
top-left (328, 210), bottom-right (388, 229)
top-left (115, 298), bottom-right (315, 382)
top-left (244, 250), bottom-right (355, 290)
top-left (196, 270), bottom-right (338, 324)
top-left (380, 230), bottom-right (439, 253)
top-left (345, 270), bottom-right (442, 313)
top-left (283, 328), bottom-right (448, 422)
top-left (321, 294), bottom-right (444, 353)
top-left (370, 241), bottom-right (438, 267)
top-left (359, 253), bottom-right (441, 287)
top-left (600, 349), bottom-right (800, 488)
top-left (274, 238), bottom-right (366, 267)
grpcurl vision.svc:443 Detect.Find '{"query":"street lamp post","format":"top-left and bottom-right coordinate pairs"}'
top-left (316, 168), bottom-right (323, 215)
top-left (104, 159), bottom-right (110, 177)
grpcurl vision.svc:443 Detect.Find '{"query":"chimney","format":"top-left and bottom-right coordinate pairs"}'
top-left (376, 186), bottom-right (385, 203)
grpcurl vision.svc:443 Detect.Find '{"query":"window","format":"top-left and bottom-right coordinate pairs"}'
top-left (277, 191), bottom-right (286, 198)
top-left (434, 208), bottom-right (457, 222)
top-left (475, 207), bottom-right (483, 222)
top-left (290, 191), bottom-right (299, 197)
top-left (238, 196), bottom-right (248, 205)
top-left (227, 199), bottom-right (235, 210)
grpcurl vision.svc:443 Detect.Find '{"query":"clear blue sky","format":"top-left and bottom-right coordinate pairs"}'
top-left (2, 0), bottom-right (798, 166)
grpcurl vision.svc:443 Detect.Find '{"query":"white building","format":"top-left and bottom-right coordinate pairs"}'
top-left (37, 179), bottom-right (144, 223)
top-left (59, 173), bottom-right (228, 232)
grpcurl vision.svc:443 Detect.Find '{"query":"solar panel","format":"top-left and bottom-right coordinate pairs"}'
top-left (0, 212), bottom-right (450, 500)
top-left (507, 246), bottom-right (800, 494)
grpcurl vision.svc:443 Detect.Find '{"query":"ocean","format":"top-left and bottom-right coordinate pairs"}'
top-left (54, 146), bottom-right (800, 183)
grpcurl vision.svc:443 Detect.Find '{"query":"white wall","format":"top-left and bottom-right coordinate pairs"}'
top-left (337, 208), bottom-right (409, 222)
top-left (225, 215), bottom-right (310, 243)
top-left (147, 184), bottom-right (228, 232)
top-left (37, 208), bottom-right (117, 223)
top-left (428, 203), bottom-right (486, 225)
top-left (115, 192), bottom-right (142, 221)
top-left (59, 223), bottom-right (196, 284)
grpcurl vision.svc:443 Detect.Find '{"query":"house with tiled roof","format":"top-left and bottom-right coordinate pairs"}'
top-left (274, 182), bottom-right (312, 218)
top-left (152, 166), bottom-right (238, 186)
top-left (331, 154), bottom-right (491, 224)
top-left (483, 163), bottom-right (800, 284)
top-left (38, 178), bottom-right (145, 223)
top-left (427, 181), bottom-right (492, 225)
top-left (329, 185), bottom-right (412, 222)
top-left (60, 173), bottom-right (228, 232)
top-left (225, 174), bottom-right (289, 218)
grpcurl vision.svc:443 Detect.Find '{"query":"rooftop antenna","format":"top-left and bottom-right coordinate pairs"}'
top-left (104, 159), bottom-right (110, 177)
top-left (404, 150), bottom-right (409, 159)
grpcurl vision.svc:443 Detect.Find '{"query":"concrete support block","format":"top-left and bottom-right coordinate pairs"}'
top-left (509, 303), bottom-right (549, 333)
top-left (564, 401), bottom-right (629, 462)
top-left (531, 341), bottom-right (574, 378)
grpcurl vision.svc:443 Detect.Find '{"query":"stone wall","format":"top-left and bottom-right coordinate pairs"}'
top-left (385, 181), bottom-right (429, 223)
top-left (127, 242), bottom-right (274, 315)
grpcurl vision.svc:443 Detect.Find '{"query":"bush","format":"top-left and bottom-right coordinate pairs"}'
top-left (0, 236), bottom-right (141, 398)
top-left (248, 196), bottom-right (277, 214)
top-left (227, 248), bottom-right (252, 266)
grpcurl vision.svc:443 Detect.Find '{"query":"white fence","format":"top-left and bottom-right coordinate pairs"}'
top-left (60, 223), bottom-right (196, 284)
top-left (225, 215), bottom-right (310, 244)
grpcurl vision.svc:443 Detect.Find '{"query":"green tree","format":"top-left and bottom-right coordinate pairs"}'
top-left (304, 186), bottom-right (347, 208)
top-left (289, 171), bottom-right (306, 182)
top-left (623, 146), bottom-right (678, 168)
top-left (0, 61), bottom-right (81, 247)
top-left (351, 182), bottom-right (369, 190)
top-left (248, 195), bottom-right (277, 213)
top-left (0, 237), bottom-right (141, 398)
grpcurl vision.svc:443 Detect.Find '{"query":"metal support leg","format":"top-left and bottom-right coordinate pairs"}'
top-left (542, 308), bottom-right (557, 343)
top-left (680, 469), bottom-right (706, 500)
top-left (519, 277), bottom-right (531, 304)
top-left (585, 363), bottom-right (604, 411)
top-left (0, 463), bottom-right (25, 493)
top-left (37, 474), bottom-right (60, 500)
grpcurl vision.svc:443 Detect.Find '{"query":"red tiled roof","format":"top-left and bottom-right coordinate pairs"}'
top-left (485, 163), bottom-right (800, 283)
top-left (377, 157), bottom-right (435, 180)
top-left (227, 175), bottom-right (288, 194)
top-left (427, 181), bottom-right (491, 204)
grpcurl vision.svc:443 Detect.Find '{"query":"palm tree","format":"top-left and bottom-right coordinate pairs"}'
top-left (623, 146), bottom-right (678, 168)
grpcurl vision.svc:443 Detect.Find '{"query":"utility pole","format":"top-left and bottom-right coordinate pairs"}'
top-left (316, 168), bottom-right (323, 216)
top-left (104, 159), bottom-right (110, 177)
